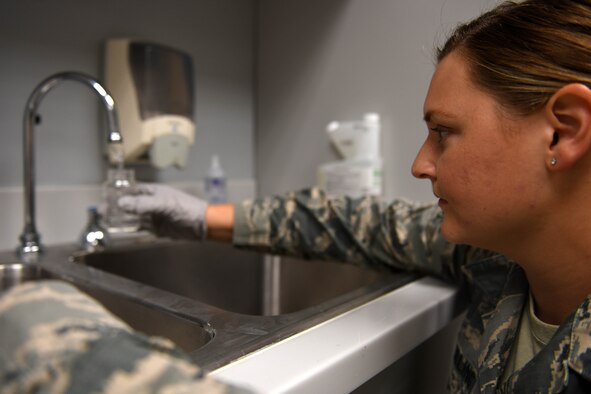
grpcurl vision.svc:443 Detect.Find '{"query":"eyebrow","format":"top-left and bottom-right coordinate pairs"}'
top-left (423, 110), bottom-right (457, 124)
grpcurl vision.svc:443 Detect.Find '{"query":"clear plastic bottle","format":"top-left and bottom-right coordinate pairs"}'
top-left (205, 155), bottom-right (227, 203)
top-left (103, 168), bottom-right (140, 233)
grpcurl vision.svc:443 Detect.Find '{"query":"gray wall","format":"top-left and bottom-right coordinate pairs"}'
top-left (0, 0), bottom-right (255, 187)
top-left (255, 1), bottom-right (498, 392)
top-left (256, 0), bottom-right (499, 201)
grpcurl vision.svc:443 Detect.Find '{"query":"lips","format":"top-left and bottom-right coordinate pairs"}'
top-left (434, 191), bottom-right (447, 206)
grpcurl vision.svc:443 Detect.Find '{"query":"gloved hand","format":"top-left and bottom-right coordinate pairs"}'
top-left (118, 183), bottom-right (208, 240)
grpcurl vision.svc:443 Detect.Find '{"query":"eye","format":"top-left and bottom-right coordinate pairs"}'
top-left (429, 126), bottom-right (452, 143)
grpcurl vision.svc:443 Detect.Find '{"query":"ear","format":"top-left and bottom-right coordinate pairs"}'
top-left (545, 83), bottom-right (591, 170)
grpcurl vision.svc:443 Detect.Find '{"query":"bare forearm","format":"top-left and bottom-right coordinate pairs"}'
top-left (205, 204), bottom-right (235, 242)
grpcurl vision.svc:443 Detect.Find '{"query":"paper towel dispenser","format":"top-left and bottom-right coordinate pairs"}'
top-left (104, 38), bottom-right (195, 168)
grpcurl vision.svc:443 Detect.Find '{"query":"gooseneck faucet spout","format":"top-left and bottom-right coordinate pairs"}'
top-left (18, 72), bottom-right (123, 259)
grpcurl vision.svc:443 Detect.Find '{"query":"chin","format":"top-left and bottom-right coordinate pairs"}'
top-left (441, 225), bottom-right (497, 251)
top-left (440, 221), bottom-right (469, 245)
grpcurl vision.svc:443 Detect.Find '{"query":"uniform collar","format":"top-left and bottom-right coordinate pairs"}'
top-left (568, 294), bottom-right (591, 380)
top-left (474, 263), bottom-right (527, 391)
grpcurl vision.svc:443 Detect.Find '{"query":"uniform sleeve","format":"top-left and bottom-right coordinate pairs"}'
top-left (233, 187), bottom-right (482, 286)
top-left (0, 280), bottom-right (254, 394)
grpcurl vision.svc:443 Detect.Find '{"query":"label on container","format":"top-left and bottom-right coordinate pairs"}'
top-left (318, 160), bottom-right (382, 198)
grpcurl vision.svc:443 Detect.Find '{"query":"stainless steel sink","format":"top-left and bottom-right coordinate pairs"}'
top-left (0, 240), bottom-right (417, 371)
top-left (0, 262), bottom-right (212, 353)
top-left (72, 240), bottom-right (388, 316)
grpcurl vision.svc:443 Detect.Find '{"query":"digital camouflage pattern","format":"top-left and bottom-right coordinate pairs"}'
top-left (233, 187), bottom-right (591, 393)
top-left (0, 280), bottom-right (253, 394)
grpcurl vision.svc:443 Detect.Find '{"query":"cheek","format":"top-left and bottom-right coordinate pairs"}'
top-left (438, 148), bottom-right (484, 196)
top-left (455, 142), bottom-right (508, 191)
top-left (438, 148), bottom-right (509, 221)
top-left (445, 152), bottom-right (538, 221)
top-left (458, 165), bottom-right (475, 188)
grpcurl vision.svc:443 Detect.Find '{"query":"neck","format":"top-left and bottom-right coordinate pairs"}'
top-left (524, 260), bottom-right (589, 325)
top-left (503, 209), bottom-right (591, 325)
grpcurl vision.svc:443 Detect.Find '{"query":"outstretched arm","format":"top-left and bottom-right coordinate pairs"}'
top-left (120, 184), bottom-right (482, 284)
top-left (205, 203), bottom-right (235, 242)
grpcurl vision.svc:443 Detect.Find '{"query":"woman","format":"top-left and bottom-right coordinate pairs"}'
top-left (119, 1), bottom-right (591, 392)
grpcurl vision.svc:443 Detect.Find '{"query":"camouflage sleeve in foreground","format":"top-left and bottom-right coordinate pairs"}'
top-left (233, 187), bottom-right (485, 286)
top-left (0, 280), bottom-right (254, 394)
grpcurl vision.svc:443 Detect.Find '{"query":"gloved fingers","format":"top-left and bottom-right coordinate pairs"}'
top-left (133, 183), bottom-right (158, 195)
top-left (118, 195), bottom-right (166, 215)
top-left (138, 215), bottom-right (155, 233)
top-left (135, 183), bottom-right (188, 198)
top-left (151, 214), bottom-right (198, 240)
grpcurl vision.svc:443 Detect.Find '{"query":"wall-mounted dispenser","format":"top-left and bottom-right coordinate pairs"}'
top-left (104, 38), bottom-right (195, 168)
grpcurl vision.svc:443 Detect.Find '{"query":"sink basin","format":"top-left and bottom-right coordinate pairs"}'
top-left (72, 240), bottom-right (393, 316)
top-left (0, 262), bottom-right (212, 352)
top-left (0, 240), bottom-right (416, 371)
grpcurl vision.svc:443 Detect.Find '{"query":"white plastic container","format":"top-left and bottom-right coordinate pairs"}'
top-left (318, 113), bottom-right (383, 198)
top-left (325, 113), bottom-right (380, 161)
top-left (317, 158), bottom-right (383, 198)
top-left (205, 155), bottom-right (227, 203)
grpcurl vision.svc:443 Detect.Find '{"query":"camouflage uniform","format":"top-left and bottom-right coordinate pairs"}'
top-left (233, 187), bottom-right (591, 393)
top-left (0, 280), bottom-right (253, 394)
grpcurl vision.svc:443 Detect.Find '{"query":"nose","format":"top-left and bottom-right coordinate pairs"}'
top-left (411, 140), bottom-right (436, 180)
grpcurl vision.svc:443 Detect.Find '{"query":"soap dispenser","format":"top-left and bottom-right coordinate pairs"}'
top-left (205, 155), bottom-right (227, 203)
top-left (104, 38), bottom-right (195, 169)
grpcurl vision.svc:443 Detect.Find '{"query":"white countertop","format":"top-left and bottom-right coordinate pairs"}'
top-left (211, 277), bottom-right (459, 393)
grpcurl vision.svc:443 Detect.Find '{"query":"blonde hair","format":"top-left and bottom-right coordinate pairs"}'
top-left (439, 0), bottom-right (591, 115)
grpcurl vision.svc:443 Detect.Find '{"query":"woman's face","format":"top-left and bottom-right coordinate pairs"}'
top-left (412, 51), bottom-right (551, 252)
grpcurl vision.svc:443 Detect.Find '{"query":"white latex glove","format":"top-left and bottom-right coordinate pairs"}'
top-left (118, 183), bottom-right (208, 240)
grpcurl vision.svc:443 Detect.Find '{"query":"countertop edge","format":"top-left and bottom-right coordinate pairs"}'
top-left (210, 277), bottom-right (459, 393)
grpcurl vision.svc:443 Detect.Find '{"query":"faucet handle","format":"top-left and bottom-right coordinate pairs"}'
top-left (79, 206), bottom-right (111, 253)
top-left (17, 229), bottom-right (42, 262)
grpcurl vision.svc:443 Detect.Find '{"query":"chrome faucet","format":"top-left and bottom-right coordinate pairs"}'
top-left (18, 72), bottom-right (123, 259)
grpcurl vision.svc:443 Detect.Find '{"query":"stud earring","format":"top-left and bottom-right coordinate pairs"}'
top-left (550, 157), bottom-right (557, 166)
